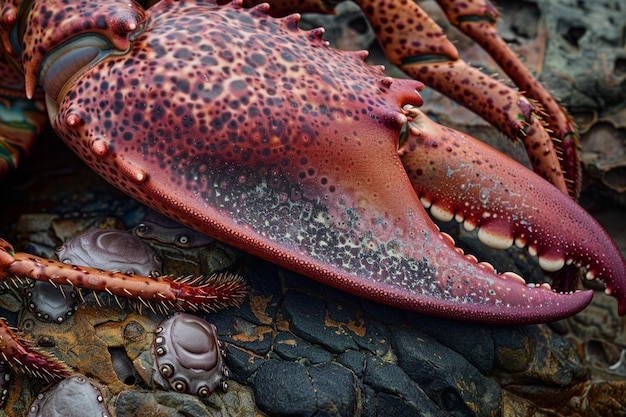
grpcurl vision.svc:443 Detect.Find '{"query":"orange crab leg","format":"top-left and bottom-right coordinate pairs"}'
top-left (0, 239), bottom-right (247, 312)
top-left (352, 0), bottom-right (571, 197)
top-left (0, 320), bottom-right (69, 381)
top-left (0, 236), bottom-right (246, 379)
top-left (435, 0), bottom-right (581, 198)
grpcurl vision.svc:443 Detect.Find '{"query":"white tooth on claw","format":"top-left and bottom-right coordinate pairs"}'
top-left (429, 204), bottom-right (454, 222)
top-left (538, 256), bottom-right (565, 272)
top-left (502, 271), bottom-right (526, 285)
top-left (419, 197), bottom-right (432, 209)
top-left (440, 232), bottom-right (456, 246)
top-left (528, 246), bottom-right (538, 257)
top-left (585, 271), bottom-right (596, 280)
top-left (463, 221), bottom-right (477, 232)
top-left (478, 261), bottom-right (494, 272)
top-left (477, 227), bottom-right (514, 250)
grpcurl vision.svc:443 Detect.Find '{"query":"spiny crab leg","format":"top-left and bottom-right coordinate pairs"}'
top-left (0, 318), bottom-right (69, 381)
top-left (352, 0), bottom-right (575, 198)
top-left (435, 0), bottom-right (581, 197)
top-left (399, 106), bottom-right (626, 314)
top-left (0, 238), bottom-right (247, 379)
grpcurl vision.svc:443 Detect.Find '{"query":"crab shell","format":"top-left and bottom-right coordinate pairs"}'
top-left (22, 0), bottom-right (626, 324)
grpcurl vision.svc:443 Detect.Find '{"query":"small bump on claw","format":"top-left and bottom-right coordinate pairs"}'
top-left (91, 140), bottom-right (109, 157)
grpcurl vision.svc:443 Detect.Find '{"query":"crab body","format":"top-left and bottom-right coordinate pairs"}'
top-left (0, 0), bottom-right (624, 394)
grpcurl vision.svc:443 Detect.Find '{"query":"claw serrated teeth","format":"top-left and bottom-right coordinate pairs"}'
top-left (462, 220), bottom-right (477, 232)
top-left (429, 203), bottom-right (454, 222)
top-left (537, 255), bottom-right (565, 272)
top-left (476, 226), bottom-right (513, 250)
top-left (439, 232), bottom-right (455, 246)
top-left (478, 261), bottom-right (494, 272)
top-left (502, 271), bottom-right (526, 284)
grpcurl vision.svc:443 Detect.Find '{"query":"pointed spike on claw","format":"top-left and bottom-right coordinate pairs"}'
top-left (250, 2), bottom-right (271, 15)
top-left (379, 76), bottom-right (394, 88)
top-left (282, 13), bottom-right (301, 29)
top-left (308, 27), bottom-right (325, 40)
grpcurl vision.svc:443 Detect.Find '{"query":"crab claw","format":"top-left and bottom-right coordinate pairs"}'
top-left (399, 107), bottom-right (626, 316)
top-left (18, 0), bottom-right (146, 99)
top-left (45, 0), bottom-right (603, 324)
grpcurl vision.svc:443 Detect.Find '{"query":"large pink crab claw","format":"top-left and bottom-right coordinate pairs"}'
top-left (33, 0), bottom-right (624, 324)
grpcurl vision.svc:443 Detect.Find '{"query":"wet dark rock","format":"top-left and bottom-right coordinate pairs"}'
top-left (391, 326), bottom-right (501, 417)
top-left (363, 355), bottom-right (445, 416)
top-left (336, 350), bottom-right (366, 378)
top-left (492, 325), bottom-right (588, 402)
top-left (282, 290), bottom-right (359, 354)
top-left (222, 344), bottom-right (268, 383)
top-left (253, 360), bottom-right (317, 416)
top-left (309, 363), bottom-right (360, 417)
top-left (115, 390), bottom-right (214, 417)
top-left (273, 331), bottom-right (333, 364)
top-left (253, 360), bottom-right (358, 417)
top-left (406, 314), bottom-right (495, 374)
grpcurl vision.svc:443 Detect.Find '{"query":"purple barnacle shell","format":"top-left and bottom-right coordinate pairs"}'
top-left (133, 210), bottom-right (215, 248)
top-left (0, 361), bottom-right (9, 407)
top-left (26, 374), bottom-right (110, 417)
top-left (152, 312), bottom-right (227, 398)
top-left (56, 229), bottom-right (162, 276)
top-left (26, 281), bottom-right (79, 323)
